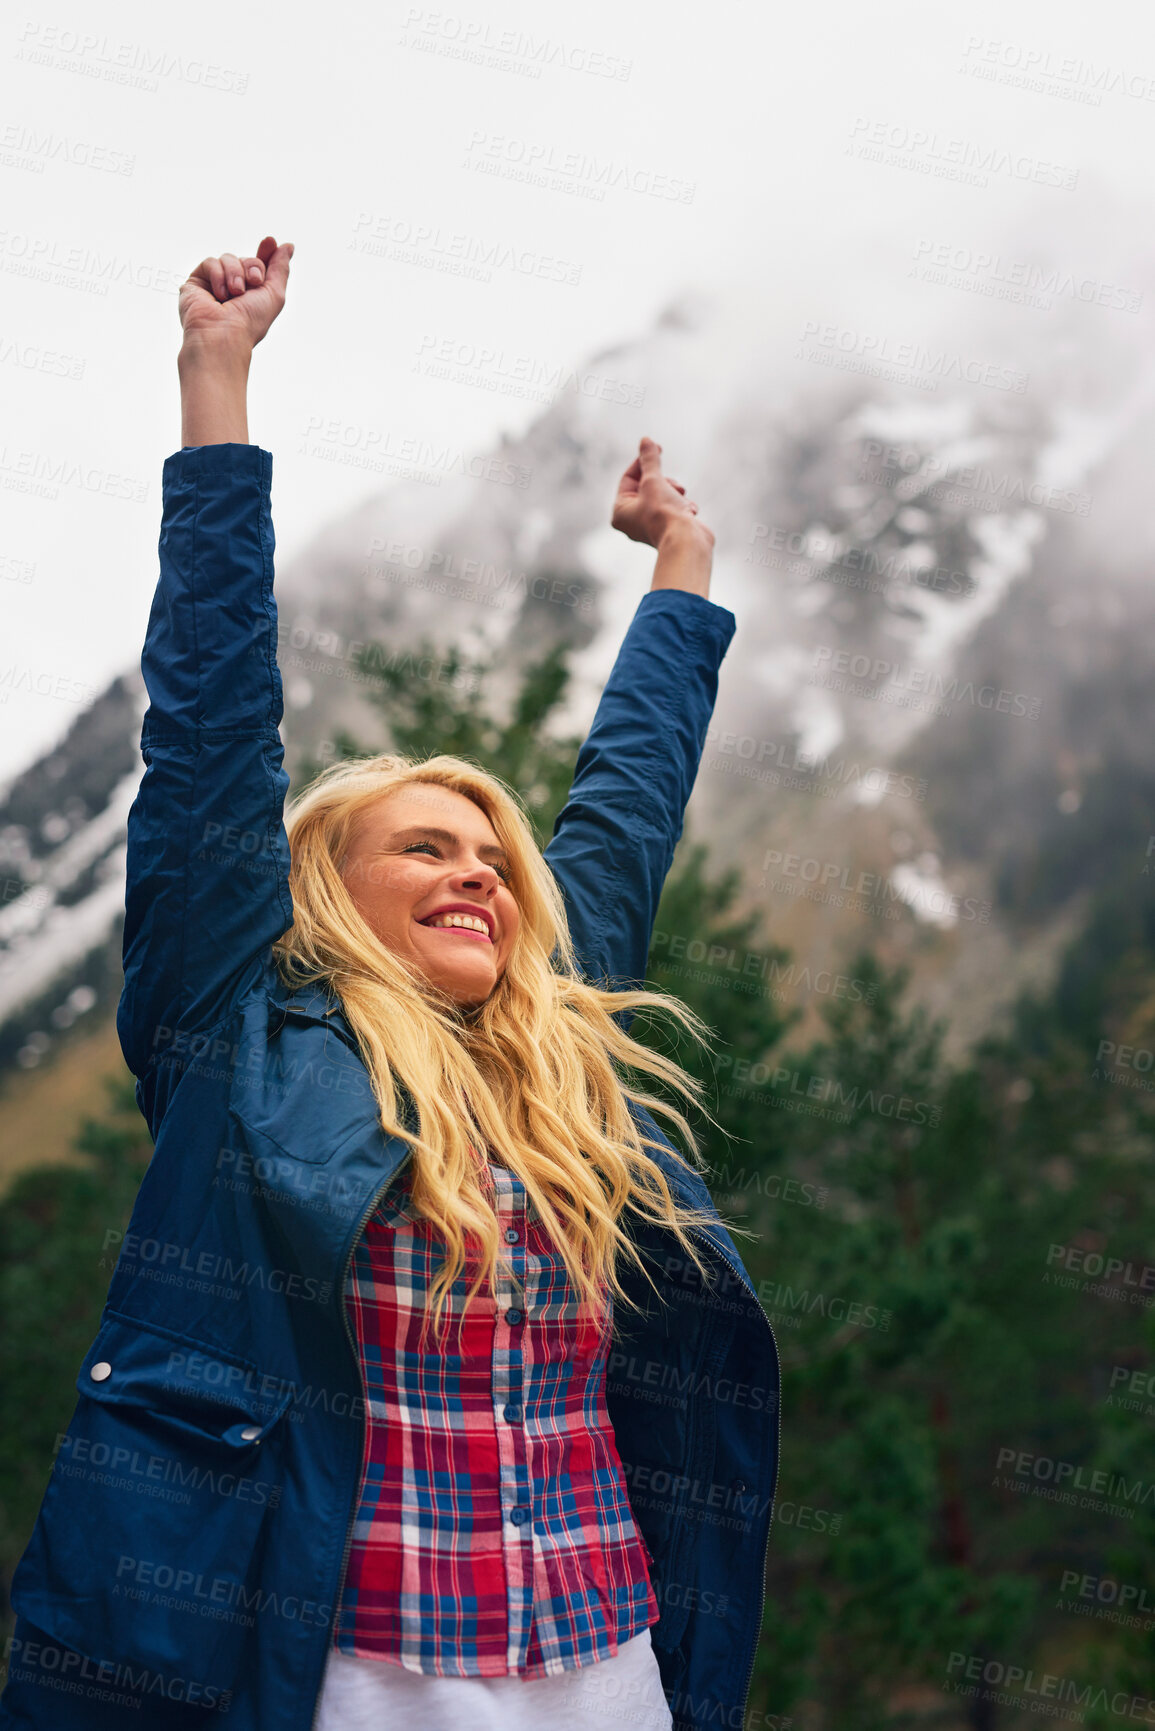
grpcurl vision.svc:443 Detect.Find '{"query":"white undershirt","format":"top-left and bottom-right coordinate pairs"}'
top-left (314, 1627), bottom-right (673, 1731)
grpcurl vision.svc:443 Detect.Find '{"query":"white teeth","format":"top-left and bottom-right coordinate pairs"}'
top-left (427, 912), bottom-right (489, 935)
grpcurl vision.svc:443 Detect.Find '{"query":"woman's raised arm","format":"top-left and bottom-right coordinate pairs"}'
top-left (176, 235), bottom-right (293, 446)
top-left (543, 439), bottom-right (735, 1025)
top-left (116, 237), bottom-right (296, 1109)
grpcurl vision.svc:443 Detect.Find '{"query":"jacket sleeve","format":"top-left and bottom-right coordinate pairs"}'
top-left (543, 587), bottom-right (736, 1025)
top-left (116, 443), bottom-right (294, 1083)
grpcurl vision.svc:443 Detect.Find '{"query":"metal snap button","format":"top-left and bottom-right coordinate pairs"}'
top-left (239, 1425), bottom-right (262, 1442)
top-left (90, 1361), bottom-right (112, 1382)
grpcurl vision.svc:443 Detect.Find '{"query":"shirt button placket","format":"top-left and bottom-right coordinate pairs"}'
top-left (494, 1166), bottom-right (532, 1671)
top-left (503, 1214), bottom-right (524, 1423)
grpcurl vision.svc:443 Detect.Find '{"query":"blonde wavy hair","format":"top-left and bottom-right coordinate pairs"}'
top-left (271, 751), bottom-right (735, 1341)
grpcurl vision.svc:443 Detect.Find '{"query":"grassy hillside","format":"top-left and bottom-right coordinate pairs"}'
top-left (0, 1018), bottom-right (134, 1198)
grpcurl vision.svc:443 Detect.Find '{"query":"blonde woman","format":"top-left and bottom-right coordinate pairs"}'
top-left (2, 236), bottom-right (779, 1731)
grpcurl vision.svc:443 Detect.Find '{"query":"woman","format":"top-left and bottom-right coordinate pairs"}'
top-left (1, 236), bottom-right (779, 1731)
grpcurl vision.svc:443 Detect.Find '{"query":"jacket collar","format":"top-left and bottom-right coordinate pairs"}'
top-left (262, 965), bottom-right (704, 1211)
top-left (264, 969), bottom-right (348, 1026)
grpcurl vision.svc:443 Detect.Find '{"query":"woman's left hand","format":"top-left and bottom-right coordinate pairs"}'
top-left (611, 437), bottom-right (712, 549)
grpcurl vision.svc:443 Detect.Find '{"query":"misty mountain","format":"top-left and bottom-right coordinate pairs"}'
top-left (3, 284), bottom-right (1154, 1084)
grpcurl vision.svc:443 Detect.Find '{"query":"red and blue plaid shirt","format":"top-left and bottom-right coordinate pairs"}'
top-left (334, 1152), bottom-right (660, 1677)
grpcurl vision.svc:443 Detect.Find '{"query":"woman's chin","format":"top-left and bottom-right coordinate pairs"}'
top-left (427, 964), bottom-right (497, 1008)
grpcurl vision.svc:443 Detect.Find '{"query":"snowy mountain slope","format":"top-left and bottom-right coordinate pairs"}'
top-left (3, 274), bottom-right (1155, 1083)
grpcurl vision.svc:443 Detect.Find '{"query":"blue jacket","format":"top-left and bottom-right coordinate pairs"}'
top-left (2, 443), bottom-right (779, 1731)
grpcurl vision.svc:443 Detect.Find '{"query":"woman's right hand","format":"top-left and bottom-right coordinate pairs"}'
top-left (178, 235), bottom-right (295, 350)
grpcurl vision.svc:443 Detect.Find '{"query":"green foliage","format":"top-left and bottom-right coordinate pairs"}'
top-left (0, 1075), bottom-right (151, 1577)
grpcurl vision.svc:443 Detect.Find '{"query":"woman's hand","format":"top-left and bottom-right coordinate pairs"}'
top-left (178, 235), bottom-right (295, 350)
top-left (611, 436), bottom-right (714, 550)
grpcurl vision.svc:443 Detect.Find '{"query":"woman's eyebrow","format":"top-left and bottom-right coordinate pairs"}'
top-left (390, 824), bottom-right (510, 862)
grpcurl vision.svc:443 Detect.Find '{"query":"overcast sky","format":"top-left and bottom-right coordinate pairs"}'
top-left (3, 0), bottom-right (1154, 783)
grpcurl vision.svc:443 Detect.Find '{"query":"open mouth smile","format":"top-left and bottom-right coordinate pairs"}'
top-left (415, 916), bottom-right (493, 944)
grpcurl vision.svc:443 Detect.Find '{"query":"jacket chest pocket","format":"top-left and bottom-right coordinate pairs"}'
top-left (11, 1309), bottom-right (293, 1696)
top-left (232, 1016), bottom-right (381, 1165)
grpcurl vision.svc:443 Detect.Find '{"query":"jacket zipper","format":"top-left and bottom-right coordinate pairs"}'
top-left (687, 1225), bottom-right (781, 1729)
top-left (307, 1150), bottom-right (412, 1731)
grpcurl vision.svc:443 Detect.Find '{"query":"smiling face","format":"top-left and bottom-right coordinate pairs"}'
top-left (339, 782), bottom-right (521, 1009)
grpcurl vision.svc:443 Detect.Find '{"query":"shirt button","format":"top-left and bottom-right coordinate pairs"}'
top-left (90, 1362), bottom-right (112, 1382)
top-left (505, 1307), bottom-right (523, 1325)
top-left (503, 1403), bottom-right (522, 1423)
top-left (505, 1228), bottom-right (519, 1244)
top-left (509, 1506), bottom-right (531, 1526)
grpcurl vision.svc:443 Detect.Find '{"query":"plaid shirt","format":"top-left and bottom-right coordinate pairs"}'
top-left (334, 1153), bottom-right (661, 1678)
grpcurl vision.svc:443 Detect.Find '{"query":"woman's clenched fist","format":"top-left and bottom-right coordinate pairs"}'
top-left (178, 235), bottom-right (295, 349)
